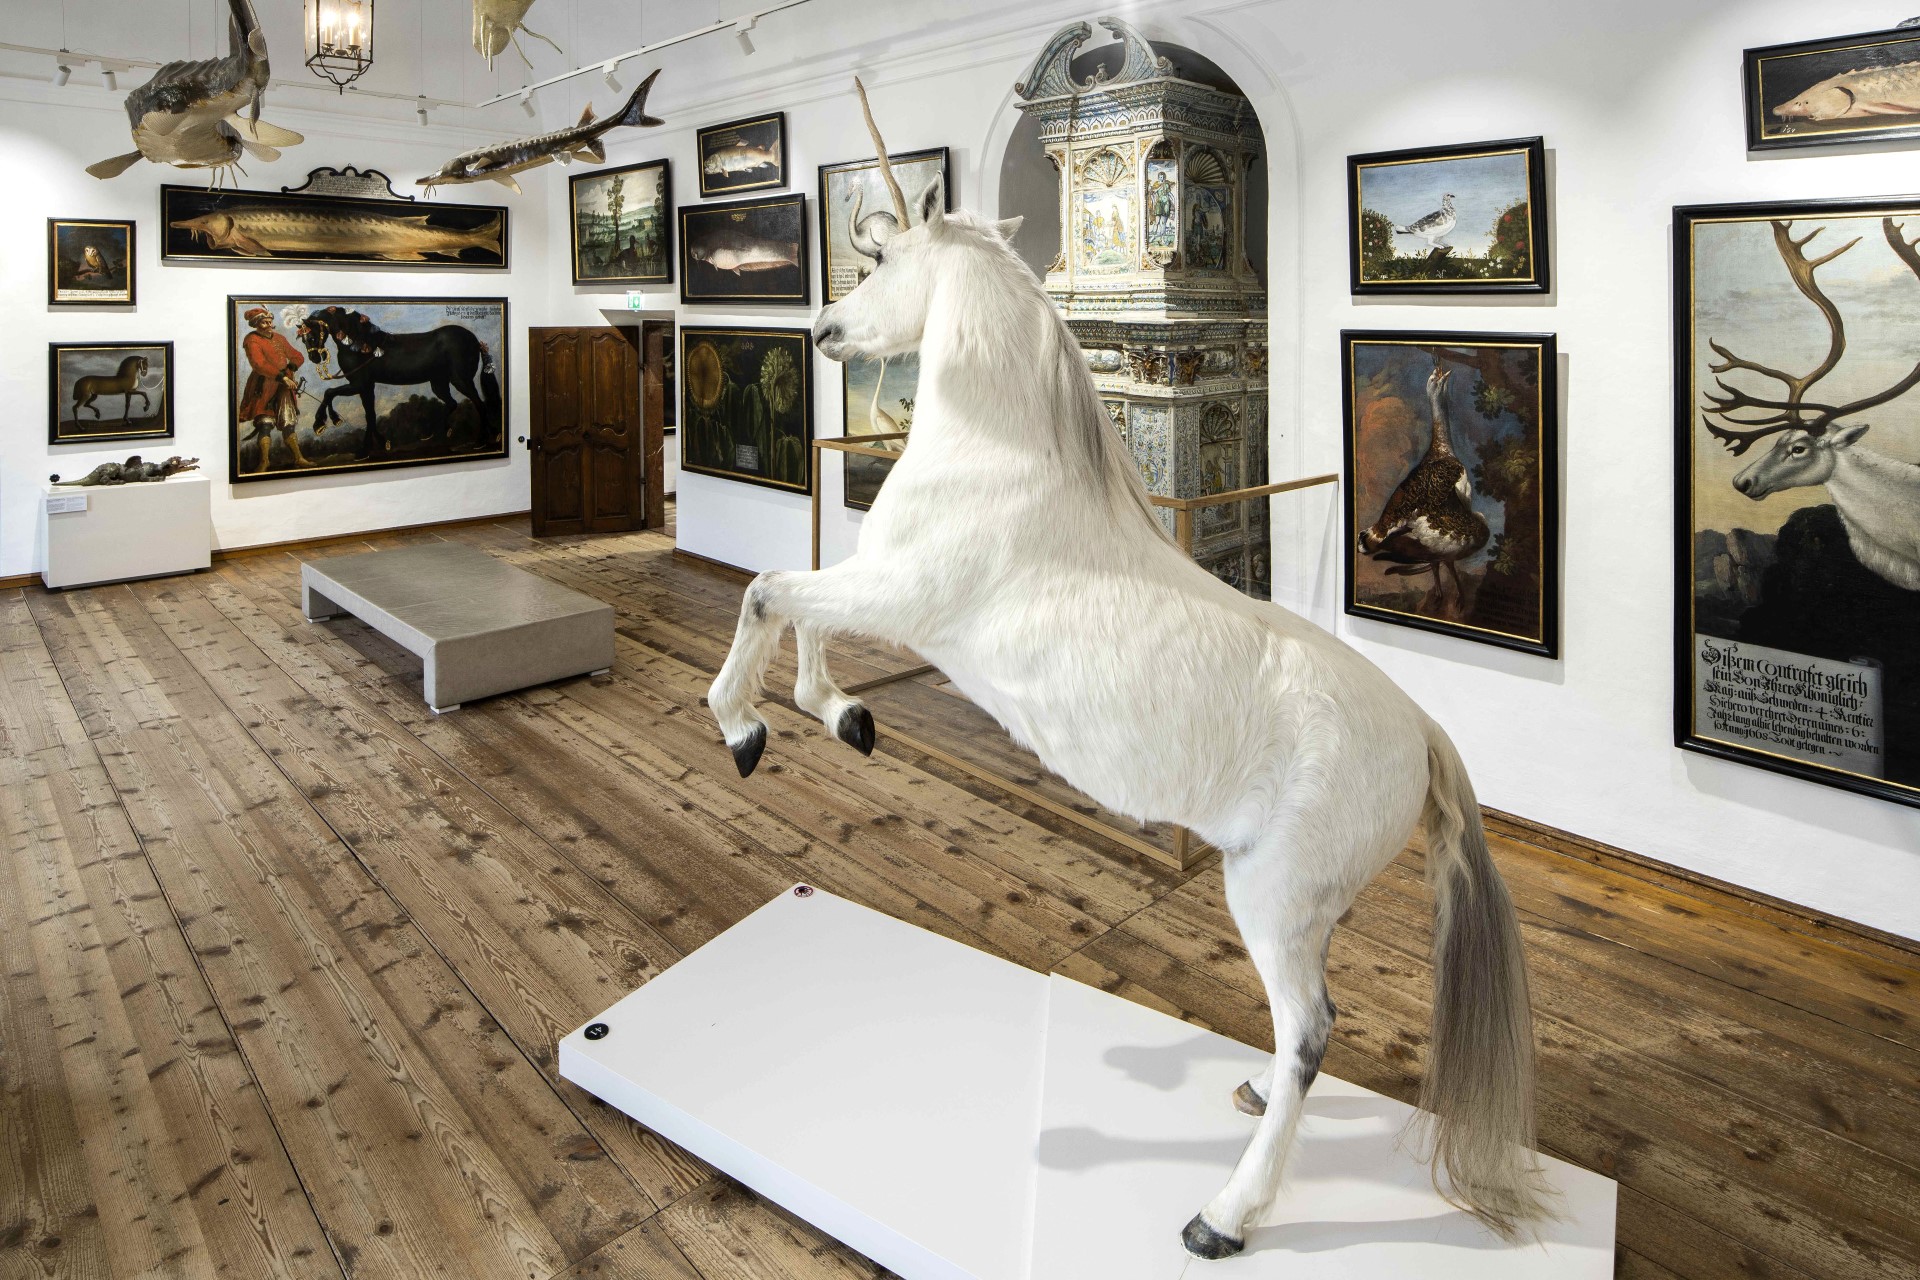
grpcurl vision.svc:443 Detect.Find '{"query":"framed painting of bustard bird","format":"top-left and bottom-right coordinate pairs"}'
top-left (1342, 330), bottom-right (1559, 656)
top-left (1348, 136), bottom-right (1549, 294)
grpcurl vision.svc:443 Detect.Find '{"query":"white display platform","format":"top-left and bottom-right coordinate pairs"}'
top-left (560, 888), bottom-right (1615, 1280)
top-left (40, 473), bottom-right (212, 590)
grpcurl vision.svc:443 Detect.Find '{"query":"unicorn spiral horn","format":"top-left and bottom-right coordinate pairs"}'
top-left (853, 76), bottom-right (909, 225)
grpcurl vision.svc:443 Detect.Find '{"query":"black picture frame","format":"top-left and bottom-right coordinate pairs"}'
top-left (1341, 329), bottom-right (1559, 657)
top-left (679, 325), bottom-right (814, 495)
top-left (1673, 196), bottom-right (1920, 810)
top-left (225, 295), bottom-right (509, 485)
top-left (840, 352), bottom-right (918, 512)
top-left (48, 219), bottom-right (136, 306)
top-left (569, 158), bottom-right (672, 286)
top-left (678, 192), bottom-right (810, 307)
top-left (1347, 137), bottom-right (1549, 295)
top-left (695, 111), bottom-right (788, 197)
top-left (161, 184), bottom-right (509, 269)
top-left (1744, 26), bottom-right (1920, 152)
top-left (818, 146), bottom-right (951, 304)
top-left (49, 341), bottom-right (173, 444)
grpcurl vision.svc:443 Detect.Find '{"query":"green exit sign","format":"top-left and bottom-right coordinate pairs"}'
top-left (626, 291), bottom-right (646, 311)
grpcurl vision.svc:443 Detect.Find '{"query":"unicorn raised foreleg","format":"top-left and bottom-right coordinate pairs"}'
top-left (708, 81), bottom-right (1553, 1260)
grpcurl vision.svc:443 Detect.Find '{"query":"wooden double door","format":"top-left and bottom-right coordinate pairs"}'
top-left (526, 323), bottom-right (668, 536)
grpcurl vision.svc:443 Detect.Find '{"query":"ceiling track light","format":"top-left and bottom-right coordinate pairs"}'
top-left (100, 64), bottom-right (118, 90)
top-left (519, 87), bottom-right (536, 117)
top-left (416, 94), bottom-right (428, 126)
top-left (735, 18), bottom-right (757, 56)
top-left (602, 61), bottom-right (620, 92)
top-left (53, 49), bottom-right (71, 86)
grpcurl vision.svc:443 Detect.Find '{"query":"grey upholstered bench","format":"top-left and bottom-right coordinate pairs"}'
top-left (301, 543), bottom-right (615, 713)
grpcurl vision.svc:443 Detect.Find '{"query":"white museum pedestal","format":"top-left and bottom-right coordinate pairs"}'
top-left (560, 887), bottom-right (1616, 1280)
top-left (40, 473), bottom-right (212, 590)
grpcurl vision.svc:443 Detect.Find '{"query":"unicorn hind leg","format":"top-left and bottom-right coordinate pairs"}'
top-left (794, 621), bottom-right (874, 756)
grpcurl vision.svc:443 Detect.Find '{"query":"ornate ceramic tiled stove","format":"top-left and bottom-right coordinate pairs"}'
top-left (1015, 18), bottom-right (1270, 595)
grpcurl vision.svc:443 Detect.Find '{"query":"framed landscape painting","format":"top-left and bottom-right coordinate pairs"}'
top-left (842, 351), bottom-right (917, 510)
top-left (163, 184), bottom-right (508, 268)
top-left (680, 326), bottom-right (813, 494)
top-left (571, 159), bottom-right (671, 286)
top-left (696, 112), bottom-right (787, 197)
top-left (1343, 330), bottom-right (1558, 656)
top-left (818, 147), bottom-right (949, 303)
top-left (1348, 137), bottom-right (1549, 294)
top-left (49, 342), bottom-right (172, 444)
top-left (1676, 197), bottom-right (1920, 809)
top-left (48, 219), bottom-right (135, 306)
top-left (1745, 26), bottom-right (1920, 151)
top-left (226, 296), bottom-right (508, 483)
top-left (679, 193), bottom-right (809, 307)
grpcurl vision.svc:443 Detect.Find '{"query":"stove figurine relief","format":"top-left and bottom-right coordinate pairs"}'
top-left (708, 76), bottom-right (1555, 1261)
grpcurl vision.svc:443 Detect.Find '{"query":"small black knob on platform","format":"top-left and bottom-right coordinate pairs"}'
top-left (794, 884), bottom-right (815, 898)
top-left (584, 1022), bottom-right (610, 1041)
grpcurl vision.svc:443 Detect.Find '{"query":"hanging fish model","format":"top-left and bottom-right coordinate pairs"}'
top-left (1773, 59), bottom-right (1920, 122)
top-left (86, 0), bottom-right (303, 181)
top-left (473, 0), bottom-right (563, 69)
top-left (418, 70), bottom-right (662, 194)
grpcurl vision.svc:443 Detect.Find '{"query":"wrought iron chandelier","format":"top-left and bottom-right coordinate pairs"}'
top-left (305, 0), bottom-right (374, 93)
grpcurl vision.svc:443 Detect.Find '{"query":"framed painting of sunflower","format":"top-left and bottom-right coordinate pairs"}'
top-left (678, 326), bottom-right (813, 494)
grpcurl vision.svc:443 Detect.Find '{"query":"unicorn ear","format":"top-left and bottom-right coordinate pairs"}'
top-left (918, 176), bottom-right (945, 227)
top-left (992, 215), bottom-right (1024, 242)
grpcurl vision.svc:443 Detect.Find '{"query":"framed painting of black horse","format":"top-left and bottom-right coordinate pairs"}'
top-left (226, 296), bottom-right (508, 483)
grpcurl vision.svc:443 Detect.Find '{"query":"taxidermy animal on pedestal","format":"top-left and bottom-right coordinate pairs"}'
top-left (473, 0), bottom-right (563, 69)
top-left (52, 456), bottom-right (200, 486)
top-left (86, 0), bottom-right (303, 183)
top-left (708, 78), bottom-right (1553, 1262)
top-left (418, 70), bottom-right (663, 194)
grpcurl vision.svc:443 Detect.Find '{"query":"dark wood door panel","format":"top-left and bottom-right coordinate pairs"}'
top-left (529, 326), bottom-right (653, 537)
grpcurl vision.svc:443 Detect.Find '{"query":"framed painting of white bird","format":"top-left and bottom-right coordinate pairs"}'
top-left (1348, 137), bottom-right (1549, 294)
top-left (1343, 330), bottom-right (1559, 656)
top-left (1676, 196), bottom-right (1920, 811)
top-left (1745, 24), bottom-right (1920, 151)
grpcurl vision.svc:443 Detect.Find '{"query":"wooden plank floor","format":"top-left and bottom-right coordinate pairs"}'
top-left (3, 512), bottom-right (1916, 1280)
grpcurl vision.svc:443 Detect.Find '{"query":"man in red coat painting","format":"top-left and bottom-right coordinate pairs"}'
top-left (237, 305), bottom-right (313, 471)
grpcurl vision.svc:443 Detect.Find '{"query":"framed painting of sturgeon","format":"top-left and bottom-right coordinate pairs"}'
top-left (678, 192), bottom-right (810, 307)
top-left (161, 182), bottom-right (510, 268)
top-left (1342, 330), bottom-right (1559, 657)
top-left (1675, 197), bottom-right (1920, 809)
top-left (1745, 25), bottom-right (1920, 151)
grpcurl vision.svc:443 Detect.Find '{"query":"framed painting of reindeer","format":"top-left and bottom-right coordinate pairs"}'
top-left (224, 296), bottom-right (508, 484)
top-left (48, 342), bottom-right (173, 444)
top-left (818, 147), bottom-right (950, 303)
top-left (1342, 330), bottom-right (1559, 657)
top-left (1744, 26), bottom-right (1920, 152)
top-left (1676, 198), bottom-right (1920, 809)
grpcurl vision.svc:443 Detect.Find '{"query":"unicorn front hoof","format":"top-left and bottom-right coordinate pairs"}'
top-left (1181, 1213), bottom-right (1244, 1260)
top-left (835, 703), bottom-right (875, 756)
top-left (729, 723), bottom-right (768, 778)
top-left (1232, 1080), bottom-right (1267, 1116)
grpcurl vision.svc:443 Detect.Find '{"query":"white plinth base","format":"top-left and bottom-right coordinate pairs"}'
top-left (560, 888), bottom-right (1615, 1280)
top-left (40, 473), bottom-right (211, 590)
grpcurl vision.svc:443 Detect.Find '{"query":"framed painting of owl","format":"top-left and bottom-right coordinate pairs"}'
top-left (48, 219), bottom-right (135, 307)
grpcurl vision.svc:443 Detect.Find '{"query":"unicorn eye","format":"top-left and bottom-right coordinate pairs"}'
top-left (872, 249), bottom-right (885, 266)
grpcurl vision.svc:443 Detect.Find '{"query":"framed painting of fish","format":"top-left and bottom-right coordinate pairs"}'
top-left (47, 219), bottom-right (136, 306)
top-left (1745, 26), bottom-right (1920, 151)
top-left (49, 342), bottom-right (173, 445)
top-left (818, 147), bottom-right (951, 304)
top-left (1674, 196), bottom-right (1920, 810)
top-left (1347, 137), bottom-right (1549, 295)
top-left (571, 158), bottom-right (672, 286)
top-left (696, 111), bottom-right (787, 197)
top-left (679, 192), bottom-right (810, 307)
top-left (1342, 330), bottom-right (1559, 656)
top-left (224, 296), bottom-right (508, 484)
top-left (841, 351), bottom-right (918, 511)
top-left (162, 184), bottom-right (509, 269)
top-left (679, 326), bottom-right (813, 495)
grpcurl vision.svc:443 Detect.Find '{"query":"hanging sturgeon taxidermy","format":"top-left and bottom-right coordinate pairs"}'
top-left (419, 69), bottom-right (663, 194)
top-left (473, 0), bottom-right (563, 69)
top-left (86, 0), bottom-right (302, 182)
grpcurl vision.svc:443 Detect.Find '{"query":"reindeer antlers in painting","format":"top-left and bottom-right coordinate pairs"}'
top-left (1703, 218), bottom-right (1920, 454)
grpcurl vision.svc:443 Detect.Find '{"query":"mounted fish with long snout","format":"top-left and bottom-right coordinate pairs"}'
top-left (473, 0), bottom-right (563, 70)
top-left (418, 69), bottom-right (663, 194)
top-left (86, 0), bottom-right (303, 183)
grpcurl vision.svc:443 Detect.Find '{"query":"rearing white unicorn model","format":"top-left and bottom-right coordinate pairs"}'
top-left (709, 81), bottom-right (1552, 1260)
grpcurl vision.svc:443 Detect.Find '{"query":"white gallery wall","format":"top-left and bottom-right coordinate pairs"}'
top-left (0, 0), bottom-right (1915, 939)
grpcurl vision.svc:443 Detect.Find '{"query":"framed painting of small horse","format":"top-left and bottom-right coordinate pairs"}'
top-left (225, 295), bottom-right (508, 484)
top-left (49, 341), bottom-right (173, 444)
